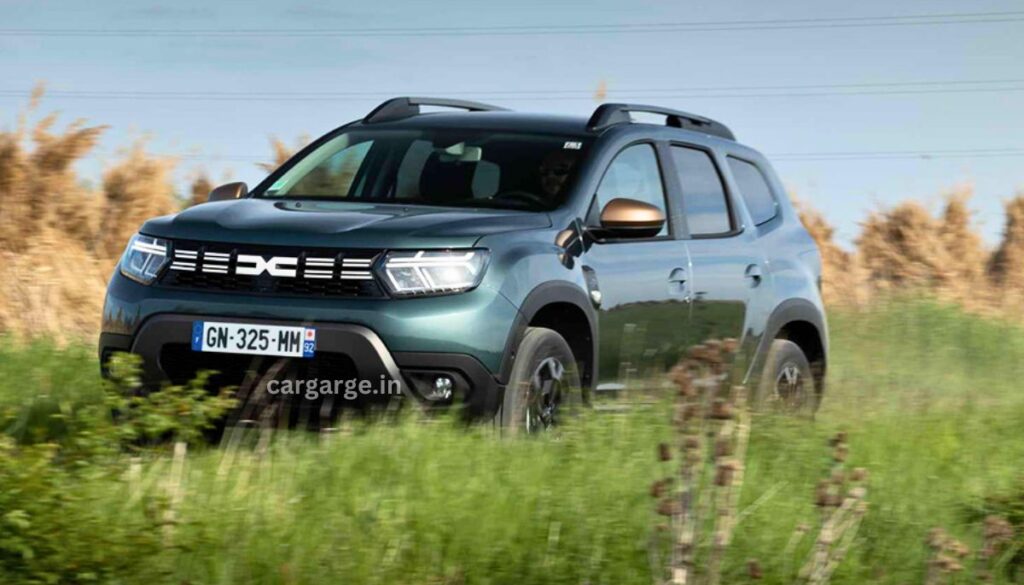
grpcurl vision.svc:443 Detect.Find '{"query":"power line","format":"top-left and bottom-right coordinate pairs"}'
top-left (2, 79), bottom-right (1023, 102)
top-left (2, 10), bottom-right (1022, 37)
top-left (12, 77), bottom-right (1024, 96)
top-left (772, 148), bottom-right (1024, 161)
top-left (774, 147), bottom-right (1024, 156)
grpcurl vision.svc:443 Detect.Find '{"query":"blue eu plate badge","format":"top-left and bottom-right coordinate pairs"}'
top-left (191, 321), bottom-right (203, 351)
top-left (302, 328), bottom-right (316, 358)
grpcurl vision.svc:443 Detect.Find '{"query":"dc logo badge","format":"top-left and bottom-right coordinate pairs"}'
top-left (235, 254), bottom-right (298, 278)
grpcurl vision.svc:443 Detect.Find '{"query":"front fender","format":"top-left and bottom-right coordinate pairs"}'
top-left (478, 230), bottom-right (597, 384)
top-left (495, 281), bottom-right (598, 384)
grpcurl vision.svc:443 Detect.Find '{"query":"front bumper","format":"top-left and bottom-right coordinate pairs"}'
top-left (100, 271), bottom-right (519, 416)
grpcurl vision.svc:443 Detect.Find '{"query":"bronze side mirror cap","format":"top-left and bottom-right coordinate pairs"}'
top-left (208, 182), bottom-right (248, 203)
top-left (597, 197), bottom-right (666, 239)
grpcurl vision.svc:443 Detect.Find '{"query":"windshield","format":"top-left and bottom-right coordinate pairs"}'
top-left (259, 129), bottom-right (592, 211)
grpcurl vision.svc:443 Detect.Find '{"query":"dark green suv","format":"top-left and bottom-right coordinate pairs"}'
top-left (101, 97), bottom-right (827, 428)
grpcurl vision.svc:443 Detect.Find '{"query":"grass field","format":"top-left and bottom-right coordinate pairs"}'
top-left (1, 299), bottom-right (1023, 584)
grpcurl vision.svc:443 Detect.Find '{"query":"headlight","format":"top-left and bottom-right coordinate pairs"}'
top-left (379, 249), bottom-right (489, 296)
top-left (119, 234), bottom-right (169, 285)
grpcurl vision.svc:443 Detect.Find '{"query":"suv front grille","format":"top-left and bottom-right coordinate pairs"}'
top-left (158, 240), bottom-right (386, 298)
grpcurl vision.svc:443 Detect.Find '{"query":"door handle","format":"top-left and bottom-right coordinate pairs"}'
top-left (668, 267), bottom-right (687, 284)
top-left (745, 263), bottom-right (764, 286)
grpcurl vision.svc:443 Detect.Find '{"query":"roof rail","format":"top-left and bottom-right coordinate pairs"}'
top-left (363, 97), bottom-right (509, 124)
top-left (586, 103), bottom-right (735, 140)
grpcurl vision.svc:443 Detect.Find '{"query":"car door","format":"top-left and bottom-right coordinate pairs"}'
top-left (663, 144), bottom-right (771, 363)
top-left (581, 142), bottom-right (692, 390)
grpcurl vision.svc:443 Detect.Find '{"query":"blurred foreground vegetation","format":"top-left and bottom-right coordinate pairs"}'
top-left (0, 299), bottom-right (1022, 584)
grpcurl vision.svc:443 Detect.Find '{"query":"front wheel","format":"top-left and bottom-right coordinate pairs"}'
top-left (756, 339), bottom-right (817, 413)
top-left (498, 327), bottom-right (582, 432)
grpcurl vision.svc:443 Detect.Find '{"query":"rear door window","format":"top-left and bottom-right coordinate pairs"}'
top-left (727, 157), bottom-right (778, 225)
top-left (670, 146), bottom-right (732, 236)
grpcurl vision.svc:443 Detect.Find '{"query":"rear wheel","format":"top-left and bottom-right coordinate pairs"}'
top-left (498, 327), bottom-right (582, 432)
top-left (757, 339), bottom-right (817, 412)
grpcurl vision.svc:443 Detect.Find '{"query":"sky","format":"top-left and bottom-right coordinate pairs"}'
top-left (2, 0), bottom-right (1022, 247)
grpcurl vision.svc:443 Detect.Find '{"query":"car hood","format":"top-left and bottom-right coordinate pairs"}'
top-left (140, 198), bottom-right (552, 249)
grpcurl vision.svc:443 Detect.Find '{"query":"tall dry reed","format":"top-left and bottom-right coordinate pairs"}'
top-left (0, 90), bottom-right (177, 340)
top-left (989, 194), bottom-right (1024, 307)
top-left (256, 135), bottom-right (308, 173)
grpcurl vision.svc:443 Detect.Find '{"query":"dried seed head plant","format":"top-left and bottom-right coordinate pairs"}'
top-left (923, 527), bottom-right (970, 585)
top-left (650, 338), bottom-right (747, 585)
top-left (921, 513), bottom-right (1017, 583)
top-left (977, 515), bottom-right (1015, 581)
top-left (746, 558), bottom-right (763, 580)
top-left (799, 432), bottom-right (869, 585)
top-left (925, 510), bottom-right (1019, 581)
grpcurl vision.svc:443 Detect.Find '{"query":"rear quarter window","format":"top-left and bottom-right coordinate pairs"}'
top-left (670, 146), bottom-right (732, 236)
top-left (727, 157), bottom-right (778, 225)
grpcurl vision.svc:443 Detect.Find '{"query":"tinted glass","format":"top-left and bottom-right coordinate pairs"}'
top-left (670, 146), bottom-right (731, 236)
top-left (727, 158), bottom-right (778, 225)
top-left (261, 129), bottom-right (591, 211)
top-left (596, 144), bottom-right (668, 236)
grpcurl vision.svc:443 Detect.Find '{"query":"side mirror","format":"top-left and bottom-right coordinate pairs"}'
top-left (208, 182), bottom-right (248, 203)
top-left (595, 197), bottom-right (666, 239)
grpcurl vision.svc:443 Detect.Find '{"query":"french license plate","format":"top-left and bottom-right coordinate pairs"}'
top-left (191, 321), bottom-right (316, 358)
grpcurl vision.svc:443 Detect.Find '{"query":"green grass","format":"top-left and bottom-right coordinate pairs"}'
top-left (736, 299), bottom-right (1024, 583)
top-left (1, 298), bottom-right (1023, 584)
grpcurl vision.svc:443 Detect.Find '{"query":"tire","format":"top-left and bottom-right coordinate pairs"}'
top-left (756, 339), bottom-right (817, 413)
top-left (497, 327), bottom-right (582, 432)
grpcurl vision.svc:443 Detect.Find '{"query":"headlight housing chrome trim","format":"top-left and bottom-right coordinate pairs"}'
top-left (378, 249), bottom-right (490, 297)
